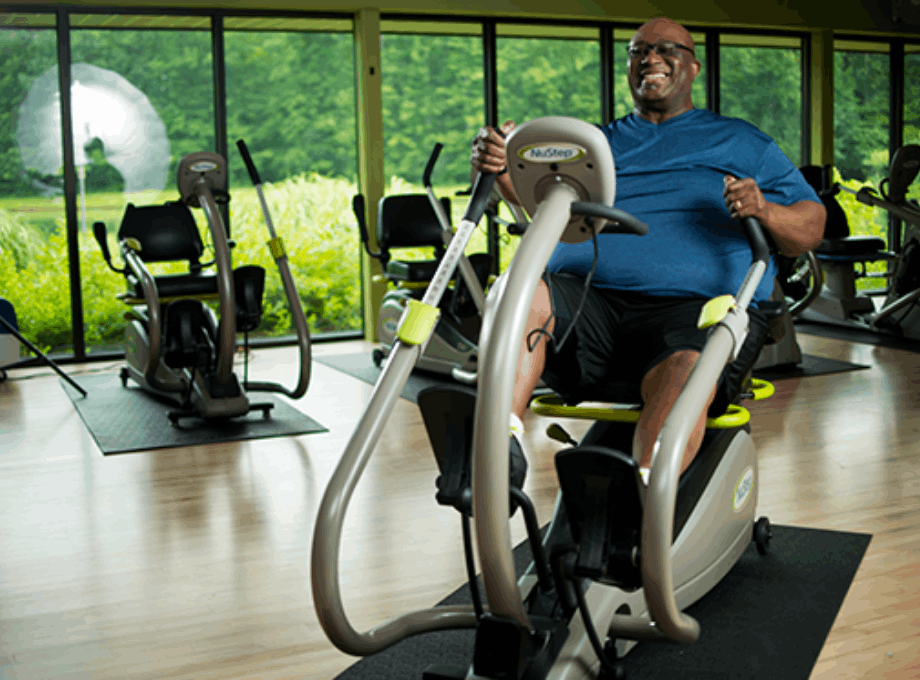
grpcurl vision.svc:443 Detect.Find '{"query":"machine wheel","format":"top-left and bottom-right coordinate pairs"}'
top-left (372, 347), bottom-right (385, 368)
top-left (754, 516), bottom-right (773, 555)
top-left (119, 366), bottom-right (129, 387)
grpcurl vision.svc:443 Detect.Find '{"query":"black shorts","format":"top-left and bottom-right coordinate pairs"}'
top-left (539, 273), bottom-right (769, 416)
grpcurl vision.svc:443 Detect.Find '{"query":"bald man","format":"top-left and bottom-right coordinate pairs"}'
top-left (472, 17), bottom-right (826, 483)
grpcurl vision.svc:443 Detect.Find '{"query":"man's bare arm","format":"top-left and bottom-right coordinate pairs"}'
top-left (723, 175), bottom-right (826, 256)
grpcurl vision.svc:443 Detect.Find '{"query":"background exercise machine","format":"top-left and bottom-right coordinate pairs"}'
top-left (94, 147), bottom-right (311, 425)
top-left (355, 143), bottom-right (513, 383)
top-left (797, 146), bottom-right (920, 341)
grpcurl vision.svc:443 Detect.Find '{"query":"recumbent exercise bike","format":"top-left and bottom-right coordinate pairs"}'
top-left (312, 117), bottom-right (776, 679)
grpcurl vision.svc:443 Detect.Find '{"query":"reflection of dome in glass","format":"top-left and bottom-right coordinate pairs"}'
top-left (16, 62), bottom-right (170, 194)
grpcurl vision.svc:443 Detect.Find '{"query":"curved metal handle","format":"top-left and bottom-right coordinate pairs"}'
top-left (422, 143), bottom-right (443, 188)
top-left (236, 139), bottom-right (261, 186)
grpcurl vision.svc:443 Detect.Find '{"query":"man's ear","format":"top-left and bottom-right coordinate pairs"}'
top-left (691, 58), bottom-right (702, 80)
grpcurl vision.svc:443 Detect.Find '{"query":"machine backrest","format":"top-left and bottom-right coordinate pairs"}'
top-left (117, 202), bottom-right (205, 265)
top-left (798, 164), bottom-right (850, 240)
top-left (376, 194), bottom-right (450, 252)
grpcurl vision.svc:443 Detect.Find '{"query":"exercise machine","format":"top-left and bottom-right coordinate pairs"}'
top-left (312, 116), bottom-right (774, 678)
top-left (94, 146), bottom-right (311, 425)
top-left (354, 143), bottom-right (523, 383)
top-left (798, 147), bottom-right (920, 341)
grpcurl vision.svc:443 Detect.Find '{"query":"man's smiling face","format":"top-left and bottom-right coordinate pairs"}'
top-left (627, 19), bottom-right (701, 121)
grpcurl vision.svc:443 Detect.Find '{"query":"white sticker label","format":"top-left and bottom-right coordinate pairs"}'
top-left (732, 467), bottom-right (755, 512)
top-left (518, 143), bottom-right (586, 164)
top-left (190, 161), bottom-right (219, 173)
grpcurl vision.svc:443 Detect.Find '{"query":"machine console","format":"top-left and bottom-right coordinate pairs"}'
top-left (505, 116), bottom-right (616, 243)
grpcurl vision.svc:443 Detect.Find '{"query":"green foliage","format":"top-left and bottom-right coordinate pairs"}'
top-left (834, 51), bottom-right (889, 182)
top-left (0, 226), bottom-right (75, 353)
top-left (0, 29), bottom-right (59, 197)
top-left (0, 206), bottom-right (42, 269)
top-left (229, 173), bottom-right (363, 335)
top-left (226, 31), bottom-right (357, 186)
top-left (721, 46), bottom-right (802, 165)
top-left (497, 37), bottom-right (600, 126)
top-left (382, 33), bottom-right (484, 187)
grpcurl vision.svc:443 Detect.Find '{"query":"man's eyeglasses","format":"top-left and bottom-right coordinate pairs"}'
top-left (626, 41), bottom-right (695, 60)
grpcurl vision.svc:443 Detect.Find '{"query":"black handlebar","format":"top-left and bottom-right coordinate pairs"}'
top-left (236, 139), bottom-right (261, 186)
top-left (741, 216), bottom-right (771, 265)
top-left (422, 143), bottom-right (443, 188)
top-left (574, 203), bottom-right (649, 236)
top-left (463, 173), bottom-right (498, 225)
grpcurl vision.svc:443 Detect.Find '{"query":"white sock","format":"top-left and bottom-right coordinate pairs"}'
top-left (639, 468), bottom-right (650, 486)
top-left (509, 413), bottom-right (525, 438)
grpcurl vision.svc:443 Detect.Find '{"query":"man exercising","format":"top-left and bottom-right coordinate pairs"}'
top-left (471, 17), bottom-right (826, 482)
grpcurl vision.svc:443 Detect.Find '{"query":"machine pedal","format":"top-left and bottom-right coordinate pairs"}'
top-left (555, 445), bottom-right (643, 587)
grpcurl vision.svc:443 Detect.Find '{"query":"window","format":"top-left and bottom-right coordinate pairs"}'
top-left (495, 23), bottom-right (600, 265)
top-left (70, 14), bottom-right (215, 354)
top-left (381, 22), bottom-right (485, 258)
top-left (0, 16), bottom-right (69, 356)
top-left (226, 17), bottom-right (358, 336)
top-left (834, 41), bottom-right (890, 290)
top-left (496, 24), bottom-right (600, 124)
top-left (902, 44), bottom-right (920, 203)
top-left (719, 35), bottom-right (804, 165)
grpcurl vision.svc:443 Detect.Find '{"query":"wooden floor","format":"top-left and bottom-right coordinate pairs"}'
top-left (0, 330), bottom-right (918, 680)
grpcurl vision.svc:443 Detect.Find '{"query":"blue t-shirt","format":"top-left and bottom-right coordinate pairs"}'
top-left (546, 108), bottom-right (821, 303)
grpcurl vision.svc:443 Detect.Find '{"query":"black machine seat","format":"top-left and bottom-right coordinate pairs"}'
top-left (125, 272), bottom-right (219, 301)
top-left (816, 234), bottom-right (891, 259)
top-left (120, 202), bottom-right (206, 265)
top-left (376, 194), bottom-right (451, 283)
top-left (799, 164), bottom-right (895, 263)
top-left (385, 258), bottom-right (441, 283)
top-left (117, 202), bottom-right (220, 301)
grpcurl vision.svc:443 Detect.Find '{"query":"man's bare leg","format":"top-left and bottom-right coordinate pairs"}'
top-left (634, 350), bottom-right (717, 476)
top-left (512, 279), bottom-right (554, 421)
top-left (512, 287), bottom-right (714, 479)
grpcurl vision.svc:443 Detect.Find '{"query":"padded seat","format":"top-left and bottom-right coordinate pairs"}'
top-left (384, 259), bottom-right (440, 283)
top-left (116, 201), bottom-right (221, 301)
top-left (126, 272), bottom-right (219, 300)
top-left (816, 235), bottom-right (892, 259)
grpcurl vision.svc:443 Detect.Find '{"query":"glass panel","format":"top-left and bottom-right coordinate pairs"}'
top-left (226, 24), bottom-right (358, 337)
top-left (613, 32), bottom-right (706, 119)
top-left (69, 19), bottom-right (214, 355)
top-left (902, 52), bottom-right (920, 205)
top-left (495, 32), bottom-right (599, 266)
top-left (834, 49), bottom-right (891, 291)
top-left (497, 34), bottom-right (600, 124)
top-left (381, 31), bottom-right (485, 259)
top-left (0, 24), bottom-right (70, 357)
top-left (719, 42), bottom-right (803, 165)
